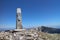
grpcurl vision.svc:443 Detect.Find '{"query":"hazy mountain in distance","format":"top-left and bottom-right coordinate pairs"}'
top-left (38, 26), bottom-right (60, 33)
top-left (26, 26), bottom-right (60, 34)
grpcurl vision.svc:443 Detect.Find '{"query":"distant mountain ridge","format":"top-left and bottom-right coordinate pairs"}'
top-left (37, 26), bottom-right (60, 34)
top-left (0, 26), bottom-right (60, 34)
top-left (26, 26), bottom-right (60, 34)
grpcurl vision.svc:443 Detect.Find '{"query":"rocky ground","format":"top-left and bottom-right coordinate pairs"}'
top-left (0, 30), bottom-right (60, 40)
top-left (27, 30), bottom-right (60, 40)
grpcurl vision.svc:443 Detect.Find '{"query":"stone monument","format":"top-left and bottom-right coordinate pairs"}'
top-left (16, 8), bottom-right (22, 29)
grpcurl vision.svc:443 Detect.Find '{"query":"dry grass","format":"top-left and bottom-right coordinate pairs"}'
top-left (38, 32), bottom-right (60, 40)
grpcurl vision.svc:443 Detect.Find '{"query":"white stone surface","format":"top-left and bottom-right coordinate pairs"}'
top-left (17, 8), bottom-right (21, 13)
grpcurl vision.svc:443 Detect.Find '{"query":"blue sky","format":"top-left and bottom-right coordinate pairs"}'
top-left (0, 0), bottom-right (60, 29)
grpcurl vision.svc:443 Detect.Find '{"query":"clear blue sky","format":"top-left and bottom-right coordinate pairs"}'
top-left (0, 0), bottom-right (60, 30)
